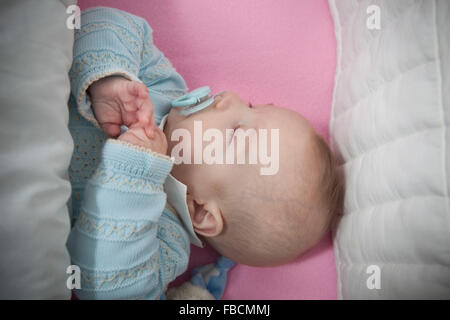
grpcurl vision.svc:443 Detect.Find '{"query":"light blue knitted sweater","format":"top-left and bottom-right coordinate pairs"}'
top-left (66, 7), bottom-right (190, 300)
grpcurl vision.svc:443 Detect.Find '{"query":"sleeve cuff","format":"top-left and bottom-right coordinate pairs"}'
top-left (99, 139), bottom-right (173, 186)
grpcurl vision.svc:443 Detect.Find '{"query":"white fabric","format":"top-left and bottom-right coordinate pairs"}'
top-left (329, 0), bottom-right (450, 299)
top-left (0, 0), bottom-right (76, 298)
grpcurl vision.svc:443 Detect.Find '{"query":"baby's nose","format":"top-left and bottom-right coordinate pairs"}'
top-left (215, 92), bottom-right (238, 111)
top-left (214, 95), bottom-right (227, 110)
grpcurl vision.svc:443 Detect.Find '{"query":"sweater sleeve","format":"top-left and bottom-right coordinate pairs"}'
top-left (66, 140), bottom-right (189, 300)
top-left (69, 6), bottom-right (187, 127)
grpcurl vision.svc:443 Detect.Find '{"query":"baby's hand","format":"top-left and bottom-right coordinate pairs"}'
top-left (88, 76), bottom-right (155, 138)
top-left (118, 124), bottom-right (168, 155)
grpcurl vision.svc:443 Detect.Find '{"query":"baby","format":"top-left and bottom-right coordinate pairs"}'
top-left (66, 7), bottom-right (342, 299)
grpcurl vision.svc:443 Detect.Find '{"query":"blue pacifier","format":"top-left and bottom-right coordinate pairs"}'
top-left (120, 86), bottom-right (223, 134)
top-left (171, 86), bottom-right (224, 116)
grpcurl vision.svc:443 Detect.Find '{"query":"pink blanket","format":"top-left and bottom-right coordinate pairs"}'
top-left (78, 0), bottom-right (337, 299)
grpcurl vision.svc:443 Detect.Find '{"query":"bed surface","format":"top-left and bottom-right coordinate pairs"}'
top-left (78, 0), bottom-right (337, 299)
top-left (329, 0), bottom-right (450, 299)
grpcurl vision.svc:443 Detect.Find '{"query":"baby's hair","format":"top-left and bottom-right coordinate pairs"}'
top-left (314, 134), bottom-right (344, 233)
top-left (205, 128), bottom-right (344, 267)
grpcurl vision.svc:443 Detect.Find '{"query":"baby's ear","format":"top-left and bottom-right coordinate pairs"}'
top-left (187, 197), bottom-right (223, 238)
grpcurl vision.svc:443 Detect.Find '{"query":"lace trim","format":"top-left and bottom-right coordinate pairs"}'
top-left (70, 50), bottom-right (138, 85)
top-left (80, 255), bottom-right (158, 290)
top-left (75, 22), bottom-right (141, 55)
top-left (108, 139), bottom-right (172, 161)
top-left (157, 214), bottom-right (190, 283)
top-left (75, 210), bottom-right (157, 241)
top-left (89, 167), bottom-right (164, 194)
top-left (139, 56), bottom-right (173, 84)
top-left (116, 10), bottom-right (145, 39)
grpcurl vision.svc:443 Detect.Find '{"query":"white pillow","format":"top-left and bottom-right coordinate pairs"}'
top-left (329, 0), bottom-right (450, 299)
top-left (0, 0), bottom-right (76, 298)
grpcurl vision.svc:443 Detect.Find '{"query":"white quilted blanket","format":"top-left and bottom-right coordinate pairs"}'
top-left (329, 0), bottom-right (450, 299)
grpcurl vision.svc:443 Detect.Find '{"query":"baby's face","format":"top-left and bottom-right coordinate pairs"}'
top-left (164, 91), bottom-right (324, 265)
top-left (164, 90), bottom-right (317, 197)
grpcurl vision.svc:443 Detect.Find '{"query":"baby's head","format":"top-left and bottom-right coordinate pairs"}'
top-left (164, 91), bottom-right (342, 266)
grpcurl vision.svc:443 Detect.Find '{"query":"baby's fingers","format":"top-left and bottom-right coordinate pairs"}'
top-left (137, 97), bottom-right (154, 123)
top-left (121, 81), bottom-right (148, 114)
top-left (100, 122), bottom-right (121, 138)
top-left (122, 81), bottom-right (154, 125)
top-left (135, 94), bottom-right (156, 136)
top-left (127, 80), bottom-right (149, 99)
top-left (144, 124), bottom-right (155, 139)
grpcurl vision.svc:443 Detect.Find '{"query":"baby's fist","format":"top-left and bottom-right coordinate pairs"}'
top-left (88, 76), bottom-right (155, 138)
top-left (118, 125), bottom-right (168, 156)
